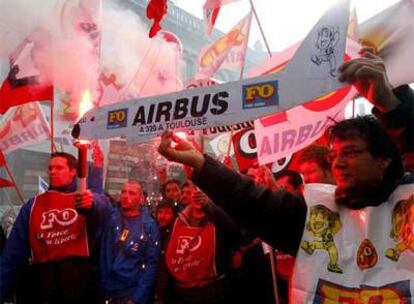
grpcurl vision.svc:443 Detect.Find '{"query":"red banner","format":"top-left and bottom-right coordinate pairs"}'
top-left (166, 218), bottom-right (217, 285)
top-left (29, 191), bottom-right (89, 263)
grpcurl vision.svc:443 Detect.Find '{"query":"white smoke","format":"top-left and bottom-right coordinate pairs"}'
top-left (0, 0), bottom-right (184, 105)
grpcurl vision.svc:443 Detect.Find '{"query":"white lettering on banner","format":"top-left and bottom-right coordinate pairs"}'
top-left (40, 208), bottom-right (78, 230)
top-left (38, 228), bottom-right (78, 246)
top-left (170, 255), bottom-right (203, 273)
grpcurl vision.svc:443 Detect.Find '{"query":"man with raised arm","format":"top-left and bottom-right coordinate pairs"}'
top-left (157, 49), bottom-right (414, 303)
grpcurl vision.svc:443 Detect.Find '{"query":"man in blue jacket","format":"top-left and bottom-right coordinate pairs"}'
top-left (99, 180), bottom-right (161, 304)
top-left (0, 152), bottom-right (111, 304)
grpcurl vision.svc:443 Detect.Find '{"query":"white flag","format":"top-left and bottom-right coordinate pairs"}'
top-left (359, 0), bottom-right (414, 87)
top-left (38, 175), bottom-right (49, 194)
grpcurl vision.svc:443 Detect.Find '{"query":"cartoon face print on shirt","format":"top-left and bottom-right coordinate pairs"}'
top-left (385, 195), bottom-right (414, 261)
top-left (301, 204), bottom-right (343, 274)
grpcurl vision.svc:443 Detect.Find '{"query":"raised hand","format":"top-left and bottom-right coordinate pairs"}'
top-left (191, 188), bottom-right (209, 207)
top-left (75, 190), bottom-right (93, 210)
top-left (338, 47), bottom-right (400, 113)
top-left (157, 131), bottom-right (205, 171)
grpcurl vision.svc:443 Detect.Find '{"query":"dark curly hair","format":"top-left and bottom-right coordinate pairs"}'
top-left (326, 116), bottom-right (404, 191)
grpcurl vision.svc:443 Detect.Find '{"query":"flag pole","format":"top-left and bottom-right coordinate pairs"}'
top-left (50, 100), bottom-right (56, 153)
top-left (269, 248), bottom-right (280, 304)
top-left (3, 161), bottom-right (25, 204)
top-left (238, 11), bottom-right (253, 80)
top-left (352, 98), bottom-right (356, 118)
top-left (226, 11), bottom-right (254, 160)
top-left (248, 0), bottom-right (272, 58)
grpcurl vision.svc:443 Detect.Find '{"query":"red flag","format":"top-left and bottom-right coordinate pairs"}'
top-left (147, 0), bottom-right (168, 38)
top-left (0, 150), bottom-right (6, 166)
top-left (0, 150), bottom-right (13, 188)
top-left (0, 37), bottom-right (53, 115)
top-left (203, 0), bottom-right (240, 35)
top-left (204, 6), bottom-right (221, 36)
top-left (0, 177), bottom-right (14, 188)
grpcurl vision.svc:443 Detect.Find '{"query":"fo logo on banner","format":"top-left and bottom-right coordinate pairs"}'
top-left (176, 236), bottom-right (202, 254)
top-left (243, 80), bottom-right (279, 109)
top-left (40, 208), bottom-right (78, 229)
top-left (107, 108), bottom-right (128, 129)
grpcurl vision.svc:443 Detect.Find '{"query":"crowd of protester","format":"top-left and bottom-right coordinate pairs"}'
top-left (0, 48), bottom-right (413, 304)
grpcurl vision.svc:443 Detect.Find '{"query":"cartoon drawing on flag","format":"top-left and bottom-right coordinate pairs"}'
top-left (310, 26), bottom-right (340, 77)
top-left (252, 37), bottom-right (359, 165)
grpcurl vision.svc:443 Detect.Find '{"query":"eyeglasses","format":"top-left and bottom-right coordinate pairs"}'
top-left (327, 147), bottom-right (369, 163)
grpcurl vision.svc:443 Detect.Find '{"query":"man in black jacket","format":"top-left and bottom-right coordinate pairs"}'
top-left (157, 49), bottom-right (414, 302)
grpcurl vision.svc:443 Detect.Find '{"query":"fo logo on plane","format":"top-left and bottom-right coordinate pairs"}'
top-left (243, 80), bottom-right (279, 109)
top-left (107, 108), bottom-right (128, 129)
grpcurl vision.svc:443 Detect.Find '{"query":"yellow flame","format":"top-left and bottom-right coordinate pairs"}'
top-left (79, 89), bottom-right (93, 119)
